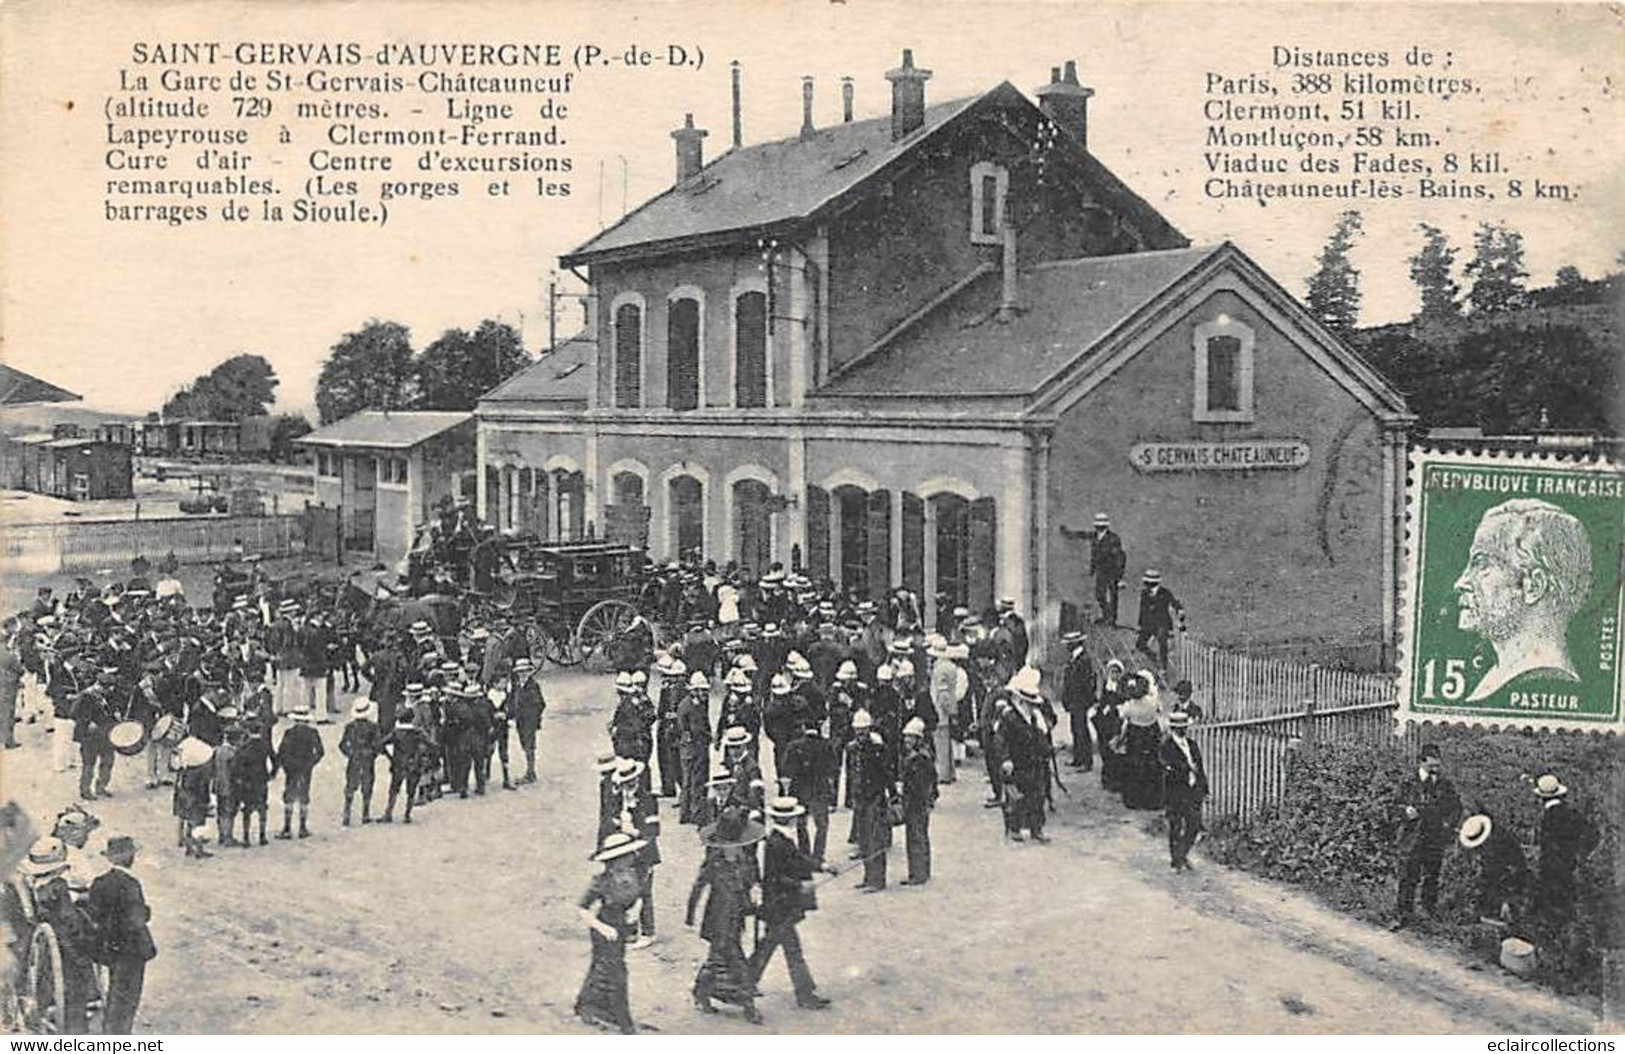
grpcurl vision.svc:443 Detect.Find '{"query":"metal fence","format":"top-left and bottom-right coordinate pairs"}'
top-left (1, 513), bottom-right (306, 575)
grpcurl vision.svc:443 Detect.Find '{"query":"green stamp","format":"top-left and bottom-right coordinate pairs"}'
top-left (1400, 450), bottom-right (1624, 732)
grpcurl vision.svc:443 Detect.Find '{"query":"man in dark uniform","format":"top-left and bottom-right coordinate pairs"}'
top-left (681, 623), bottom-right (717, 683)
top-left (1088, 512), bottom-right (1126, 626)
top-left (747, 796), bottom-right (831, 1010)
top-left (849, 710), bottom-right (893, 892)
top-left (995, 599), bottom-right (1028, 670)
top-left (509, 659), bottom-right (545, 784)
top-left (1134, 569), bottom-right (1184, 669)
top-left (1532, 773), bottom-right (1599, 932)
top-left (1391, 743), bottom-right (1461, 928)
top-left (899, 717), bottom-right (937, 885)
top-left (1159, 709), bottom-right (1208, 870)
top-left (678, 671), bottom-right (713, 826)
top-left (273, 707), bottom-right (325, 839)
top-left (654, 656), bottom-right (687, 798)
top-left (88, 835), bottom-right (157, 1035)
top-left (1060, 630), bottom-right (1096, 770)
top-left (779, 723), bottom-right (836, 868)
top-left (73, 671), bottom-right (119, 800)
top-left (464, 680), bottom-right (495, 795)
top-left (442, 682), bottom-right (475, 798)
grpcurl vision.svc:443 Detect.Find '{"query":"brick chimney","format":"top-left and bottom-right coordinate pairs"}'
top-left (730, 61), bottom-right (743, 148)
top-left (841, 76), bottom-right (854, 122)
top-left (800, 76), bottom-right (816, 139)
top-left (1035, 59), bottom-right (1094, 149)
top-left (671, 113), bottom-right (707, 184)
top-left (884, 48), bottom-right (932, 140)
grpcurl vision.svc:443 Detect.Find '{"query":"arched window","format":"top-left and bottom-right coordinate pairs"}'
top-left (669, 475), bottom-right (705, 559)
top-left (667, 296), bottom-right (701, 410)
top-left (614, 301), bottom-right (643, 408)
top-left (734, 291), bottom-right (767, 408)
top-left (732, 478), bottom-right (774, 572)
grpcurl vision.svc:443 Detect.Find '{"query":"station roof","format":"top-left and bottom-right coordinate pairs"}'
top-left (478, 335), bottom-right (595, 406)
top-left (0, 364), bottom-right (81, 407)
top-left (298, 411), bottom-right (472, 450)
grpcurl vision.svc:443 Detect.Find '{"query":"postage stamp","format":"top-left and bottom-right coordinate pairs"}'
top-left (1399, 449), bottom-right (1625, 733)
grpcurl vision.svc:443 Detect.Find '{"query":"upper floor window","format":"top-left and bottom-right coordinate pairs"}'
top-left (668, 296), bottom-right (701, 410)
top-left (969, 161), bottom-right (1008, 245)
top-left (1193, 315), bottom-right (1256, 422)
top-left (734, 291), bottom-right (768, 409)
top-left (613, 300), bottom-right (643, 408)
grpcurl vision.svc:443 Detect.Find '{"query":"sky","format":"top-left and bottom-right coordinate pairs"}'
top-left (3, 1), bottom-right (1621, 419)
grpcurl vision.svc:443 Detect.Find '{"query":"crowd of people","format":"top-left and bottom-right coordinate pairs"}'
top-left (0, 529), bottom-right (1603, 1034)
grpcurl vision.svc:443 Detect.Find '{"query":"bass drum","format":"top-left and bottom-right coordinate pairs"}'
top-left (151, 714), bottom-right (186, 747)
top-left (107, 721), bottom-right (147, 757)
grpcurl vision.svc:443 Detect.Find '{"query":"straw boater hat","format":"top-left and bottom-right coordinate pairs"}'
top-left (659, 656), bottom-right (687, 678)
top-left (700, 806), bottom-right (766, 849)
top-left (1060, 629), bottom-right (1087, 646)
top-left (1533, 774), bottom-right (1569, 799)
top-left (688, 671), bottom-right (711, 691)
top-left (614, 672), bottom-right (636, 693)
top-left (894, 659), bottom-right (915, 679)
top-left (903, 716), bottom-right (927, 738)
top-left (630, 670), bottom-right (648, 687)
top-left (851, 709), bottom-right (874, 730)
top-left (291, 706), bottom-right (314, 723)
top-left (835, 659), bottom-right (859, 683)
top-left (1009, 666), bottom-right (1042, 700)
top-left (875, 664), bottom-right (894, 683)
top-left (1094, 512), bottom-right (1110, 527)
top-left (724, 668), bottom-right (752, 692)
top-left (889, 639), bottom-right (912, 656)
top-left (762, 622), bottom-right (783, 638)
top-left (1142, 568), bottom-right (1163, 585)
top-left (766, 795), bottom-right (806, 821)
top-left (997, 597), bottom-right (1016, 611)
top-left (594, 750), bottom-right (620, 774)
top-left (20, 837), bottom-right (69, 878)
top-left (736, 654), bottom-right (758, 673)
top-left (612, 758), bottom-right (646, 784)
top-left (721, 725), bottom-right (752, 749)
top-left (351, 698), bottom-right (374, 718)
top-left (405, 681), bottom-right (425, 695)
top-left (925, 634), bottom-right (949, 658)
top-left (1167, 710), bottom-right (1193, 730)
top-left (1459, 814), bottom-right (1493, 849)
top-left (513, 658), bottom-right (535, 674)
top-left (770, 673), bottom-right (794, 696)
top-left (592, 831), bottom-right (648, 863)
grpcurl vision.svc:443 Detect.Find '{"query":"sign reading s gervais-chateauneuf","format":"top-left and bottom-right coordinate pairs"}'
top-left (1129, 439), bottom-right (1311, 473)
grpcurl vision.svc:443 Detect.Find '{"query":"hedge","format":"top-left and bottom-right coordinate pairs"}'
top-left (1205, 723), bottom-right (1620, 997)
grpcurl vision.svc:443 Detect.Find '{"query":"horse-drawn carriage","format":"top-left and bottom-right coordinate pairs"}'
top-left (461, 538), bottom-right (657, 670)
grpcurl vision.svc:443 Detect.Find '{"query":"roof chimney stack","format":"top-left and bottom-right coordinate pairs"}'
top-left (671, 113), bottom-right (708, 184)
top-left (1035, 59), bottom-right (1094, 150)
top-left (885, 48), bottom-right (932, 141)
top-left (730, 61), bottom-right (743, 149)
top-left (800, 76), bottom-right (816, 139)
top-left (841, 76), bottom-right (854, 122)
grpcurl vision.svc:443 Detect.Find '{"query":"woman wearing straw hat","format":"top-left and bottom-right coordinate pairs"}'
top-left (686, 806), bottom-right (765, 1023)
top-left (574, 831), bottom-right (647, 1033)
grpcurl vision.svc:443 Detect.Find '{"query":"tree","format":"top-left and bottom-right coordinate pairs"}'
top-left (416, 319), bottom-right (530, 410)
top-left (267, 413), bottom-right (313, 462)
top-left (1553, 265), bottom-right (1584, 288)
top-left (1407, 224), bottom-right (1460, 325)
top-left (1463, 222), bottom-right (1529, 314)
top-left (1305, 211), bottom-right (1364, 333)
top-left (315, 320), bottom-right (417, 424)
top-left (161, 354), bottom-right (279, 421)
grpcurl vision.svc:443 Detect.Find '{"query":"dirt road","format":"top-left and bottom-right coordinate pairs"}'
top-left (1, 669), bottom-right (1598, 1034)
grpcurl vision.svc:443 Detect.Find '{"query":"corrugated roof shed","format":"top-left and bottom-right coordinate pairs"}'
top-left (298, 411), bottom-right (471, 449)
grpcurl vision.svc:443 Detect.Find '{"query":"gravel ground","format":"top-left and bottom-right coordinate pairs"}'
top-left (0, 667), bottom-right (1599, 1035)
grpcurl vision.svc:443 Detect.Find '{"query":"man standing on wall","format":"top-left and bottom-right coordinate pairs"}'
top-left (1089, 513), bottom-right (1126, 627)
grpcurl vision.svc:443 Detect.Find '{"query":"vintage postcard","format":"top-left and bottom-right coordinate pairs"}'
top-left (0, 0), bottom-right (1619, 1040)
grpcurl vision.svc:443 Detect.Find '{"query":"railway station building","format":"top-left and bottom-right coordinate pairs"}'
top-left (475, 54), bottom-right (1412, 668)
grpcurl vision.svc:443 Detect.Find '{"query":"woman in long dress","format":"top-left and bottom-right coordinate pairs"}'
top-left (686, 805), bottom-right (764, 1023)
top-left (1093, 659), bottom-right (1127, 793)
top-left (575, 831), bottom-right (647, 1033)
top-left (1117, 673), bottom-right (1165, 810)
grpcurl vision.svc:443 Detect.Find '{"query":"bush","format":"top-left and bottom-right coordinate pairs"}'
top-left (1207, 724), bottom-right (1619, 996)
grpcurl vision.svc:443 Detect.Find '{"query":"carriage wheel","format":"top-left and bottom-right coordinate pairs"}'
top-left (575, 599), bottom-right (638, 671)
top-left (22, 923), bottom-right (65, 1034)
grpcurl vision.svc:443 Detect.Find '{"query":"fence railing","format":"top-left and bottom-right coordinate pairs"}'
top-left (1, 513), bottom-right (306, 576)
top-left (1170, 633), bottom-right (1393, 721)
top-left (1201, 700), bottom-right (1404, 823)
